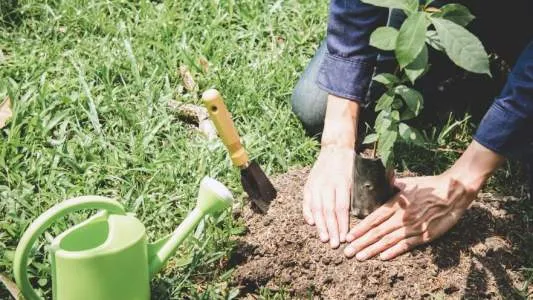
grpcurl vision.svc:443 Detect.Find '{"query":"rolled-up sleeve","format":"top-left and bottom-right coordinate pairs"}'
top-left (317, 0), bottom-right (388, 103)
top-left (474, 40), bottom-right (533, 157)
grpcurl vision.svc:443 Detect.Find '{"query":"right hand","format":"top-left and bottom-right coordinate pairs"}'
top-left (303, 145), bottom-right (354, 248)
top-left (302, 94), bottom-right (360, 248)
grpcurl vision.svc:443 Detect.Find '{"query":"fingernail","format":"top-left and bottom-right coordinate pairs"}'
top-left (330, 238), bottom-right (339, 249)
top-left (356, 252), bottom-right (368, 261)
top-left (339, 234), bottom-right (346, 243)
top-left (344, 246), bottom-right (355, 257)
top-left (346, 233), bottom-right (354, 242)
top-left (379, 253), bottom-right (390, 261)
top-left (320, 233), bottom-right (329, 243)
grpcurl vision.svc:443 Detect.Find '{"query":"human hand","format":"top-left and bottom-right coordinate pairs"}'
top-left (343, 140), bottom-right (504, 260)
top-left (343, 174), bottom-right (475, 260)
top-left (303, 145), bottom-right (354, 248)
top-left (302, 94), bottom-right (360, 248)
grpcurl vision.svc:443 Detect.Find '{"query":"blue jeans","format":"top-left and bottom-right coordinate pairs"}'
top-left (291, 8), bottom-right (404, 138)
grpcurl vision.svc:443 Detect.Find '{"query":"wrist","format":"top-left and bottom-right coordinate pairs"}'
top-left (444, 140), bottom-right (505, 193)
top-left (321, 94), bottom-right (360, 149)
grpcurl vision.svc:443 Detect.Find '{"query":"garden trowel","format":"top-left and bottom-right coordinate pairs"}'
top-left (202, 89), bottom-right (276, 213)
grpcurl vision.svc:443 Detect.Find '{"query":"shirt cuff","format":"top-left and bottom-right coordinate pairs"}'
top-left (473, 101), bottom-right (527, 157)
top-left (316, 52), bottom-right (376, 105)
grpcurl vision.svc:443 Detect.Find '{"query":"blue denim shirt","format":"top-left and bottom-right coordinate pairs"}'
top-left (317, 0), bottom-right (533, 158)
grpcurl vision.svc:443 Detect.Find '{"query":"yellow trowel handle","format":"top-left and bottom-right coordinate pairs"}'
top-left (202, 89), bottom-right (249, 168)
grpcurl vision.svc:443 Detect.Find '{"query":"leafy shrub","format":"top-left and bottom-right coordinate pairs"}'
top-left (361, 0), bottom-right (491, 167)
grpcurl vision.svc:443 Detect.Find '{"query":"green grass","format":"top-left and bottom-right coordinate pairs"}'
top-left (0, 0), bottom-right (530, 299)
top-left (0, 0), bottom-right (323, 298)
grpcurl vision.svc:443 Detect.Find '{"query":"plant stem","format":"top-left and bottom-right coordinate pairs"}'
top-left (372, 140), bottom-right (378, 159)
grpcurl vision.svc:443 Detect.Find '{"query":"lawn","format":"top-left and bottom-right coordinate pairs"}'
top-left (0, 0), bottom-right (323, 298)
top-left (0, 0), bottom-right (530, 299)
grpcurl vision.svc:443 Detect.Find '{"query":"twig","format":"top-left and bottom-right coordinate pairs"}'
top-left (431, 147), bottom-right (465, 154)
top-left (0, 273), bottom-right (20, 300)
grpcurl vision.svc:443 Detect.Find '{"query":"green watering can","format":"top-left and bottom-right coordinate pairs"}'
top-left (13, 176), bottom-right (233, 300)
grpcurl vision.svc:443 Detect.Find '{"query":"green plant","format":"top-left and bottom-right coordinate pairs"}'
top-left (361, 0), bottom-right (491, 167)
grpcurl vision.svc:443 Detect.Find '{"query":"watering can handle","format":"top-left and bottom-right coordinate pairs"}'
top-left (13, 196), bottom-right (126, 300)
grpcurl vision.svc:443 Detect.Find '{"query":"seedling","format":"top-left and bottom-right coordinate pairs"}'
top-left (351, 0), bottom-right (491, 217)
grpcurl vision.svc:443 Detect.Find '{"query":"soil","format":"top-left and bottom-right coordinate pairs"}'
top-left (229, 168), bottom-right (533, 299)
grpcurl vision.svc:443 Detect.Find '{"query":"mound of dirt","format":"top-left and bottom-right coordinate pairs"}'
top-left (229, 168), bottom-right (533, 299)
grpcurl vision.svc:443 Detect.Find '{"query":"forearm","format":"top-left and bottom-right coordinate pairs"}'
top-left (445, 140), bottom-right (505, 193)
top-left (321, 95), bottom-right (361, 149)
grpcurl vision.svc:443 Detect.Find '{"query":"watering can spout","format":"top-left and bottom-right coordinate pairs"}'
top-left (148, 177), bottom-right (233, 276)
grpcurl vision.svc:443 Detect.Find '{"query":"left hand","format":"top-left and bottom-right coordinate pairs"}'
top-left (343, 174), bottom-right (477, 261)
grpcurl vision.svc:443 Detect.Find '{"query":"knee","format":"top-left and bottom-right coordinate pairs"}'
top-left (290, 40), bottom-right (328, 137)
top-left (291, 84), bottom-right (324, 137)
top-left (290, 84), bottom-right (308, 124)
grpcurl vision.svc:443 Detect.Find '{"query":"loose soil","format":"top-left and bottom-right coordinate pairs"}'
top-left (229, 168), bottom-right (533, 299)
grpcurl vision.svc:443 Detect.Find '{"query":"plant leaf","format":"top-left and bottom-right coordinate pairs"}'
top-left (405, 44), bottom-right (428, 83)
top-left (363, 133), bottom-right (378, 144)
top-left (377, 126), bottom-right (398, 167)
top-left (395, 85), bottom-right (424, 116)
top-left (174, 255), bottom-right (194, 267)
top-left (426, 30), bottom-right (444, 51)
top-left (38, 278), bottom-right (48, 287)
top-left (391, 110), bottom-right (400, 122)
top-left (0, 96), bottom-right (12, 129)
top-left (373, 73), bottom-right (400, 86)
top-left (396, 12), bottom-right (428, 68)
top-left (375, 91), bottom-right (394, 112)
top-left (400, 109), bottom-right (416, 120)
top-left (370, 27), bottom-right (399, 51)
top-left (380, 149), bottom-right (394, 169)
top-left (399, 122), bottom-right (425, 146)
top-left (433, 4), bottom-right (475, 27)
top-left (424, 7), bottom-right (441, 13)
top-left (375, 110), bottom-right (392, 133)
top-left (361, 0), bottom-right (418, 13)
top-left (431, 17), bottom-right (491, 75)
top-left (228, 288), bottom-right (240, 300)
top-left (392, 97), bottom-right (404, 110)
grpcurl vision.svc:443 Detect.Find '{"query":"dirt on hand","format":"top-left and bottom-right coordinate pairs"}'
top-left (228, 168), bottom-right (533, 299)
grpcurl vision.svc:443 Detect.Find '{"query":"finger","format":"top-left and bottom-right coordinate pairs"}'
top-left (353, 225), bottom-right (422, 261)
top-left (346, 200), bottom-right (396, 242)
top-left (335, 186), bottom-right (350, 243)
top-left (311, 191), bottom-right (328, 243)
top-left (393, 177), bottom-right (415, 190)
top-left (344, 211), bottom-right (403, 258)
top-left (323, 189), bottom-right (340, 248)
top-left (303, 186), bottom-right (315, 225)
top-left (394, 176), bottom-right (432, 191)
top-left (379, 233), bottom-right (428, 260)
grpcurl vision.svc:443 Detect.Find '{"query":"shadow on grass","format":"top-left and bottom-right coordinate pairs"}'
top-left (0, 0), bottom-right (21, 28)
top-left (151, 278), bottom-right (173, 300)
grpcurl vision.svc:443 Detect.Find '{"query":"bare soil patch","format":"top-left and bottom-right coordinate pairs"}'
top-left (229, 168), bottom-right (533, 299)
